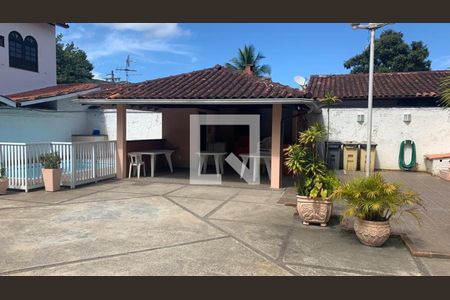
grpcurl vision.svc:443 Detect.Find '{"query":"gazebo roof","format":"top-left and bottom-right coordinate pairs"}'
top-left (78, 65), bottom-right (313, 105)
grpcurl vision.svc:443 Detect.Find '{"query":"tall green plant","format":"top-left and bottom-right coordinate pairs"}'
top-left (318, 91), bottom-right (341, 162)
top-left (285, 123), bottom-right (339, 199)
top-left (333, 173), bottom-right (423, 222)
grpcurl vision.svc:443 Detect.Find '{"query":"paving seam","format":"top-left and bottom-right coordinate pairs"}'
top-left (283, 262), bottom-right (389, 276)
top-left (0, 193), bottom-right (162, 211)
top-left (162, 193), bottom-right (296, 276)
top-left (57, 189), bottom-right (108, 204)
top-left (0, 235), bottom-right (230, 276)
top-left (0, 197), bottom-right (49, 205)
top-left (162, 184), bottom-right (189, 197)
top-left (411, 256), bottom-right (431, 276)
top-left (207, 216), bottom-right (296, 228)
top-left (203, 190), bottom-right (241, 219)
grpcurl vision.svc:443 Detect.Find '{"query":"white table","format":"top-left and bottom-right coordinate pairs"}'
top-left (239, 152), bottom-right (271, 182)
top-left (196, 152), bottom-right (227, 175)
top-left (130, 150), bottom-right (174, 177)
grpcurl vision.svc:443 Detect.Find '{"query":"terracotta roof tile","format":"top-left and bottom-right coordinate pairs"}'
top-left (6, 83), bottom-right (100, 103)
top-left (307, 70), bottom-right (450, 100)
top-left (80, 65), bottom-right (308, 100)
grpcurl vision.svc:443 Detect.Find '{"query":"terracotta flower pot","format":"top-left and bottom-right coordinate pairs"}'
top-left (0, 178), bottom-right (8, 195)
top-left (296, 195), bottom-right (333, 226)
top-left (354, 218), bottom-right (391, 247)
top-left (42, 168), bottom-right (62, 192)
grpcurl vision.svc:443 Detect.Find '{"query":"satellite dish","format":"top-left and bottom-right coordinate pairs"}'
top-left (294, 75), bottom-right (306, 87)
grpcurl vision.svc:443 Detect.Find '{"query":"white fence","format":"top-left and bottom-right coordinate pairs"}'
top-left (0, 141), bottom-right (116, 192)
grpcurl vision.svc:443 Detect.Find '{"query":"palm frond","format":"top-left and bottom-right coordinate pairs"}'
top-left (333, 173), bottom-right (423, 222)
top-left (225, 44), bottom-right (271, 77)
top-left (439, 73), bottom-right (450, 108)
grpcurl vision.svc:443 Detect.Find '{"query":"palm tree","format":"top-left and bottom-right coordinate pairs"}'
top-left (225, 45), bottom-right (271, 77)
top-left (440, 73), bottom-right (450, 107)
top-left (318, 91), bottom-right (341, 162)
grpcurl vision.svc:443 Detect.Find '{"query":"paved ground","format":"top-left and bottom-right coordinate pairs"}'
top-left (332, 171), bottom-right (450, 258)
top-left (0, 174), bottom-right (448, 276)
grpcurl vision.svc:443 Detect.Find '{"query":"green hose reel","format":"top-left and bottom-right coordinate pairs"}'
top-left (399, 140), bottom-right (416, 171)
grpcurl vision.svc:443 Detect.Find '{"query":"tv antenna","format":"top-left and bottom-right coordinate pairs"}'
top-left (116, 55), bottom-right (137, 82)
top-left (294, 75), bottom-right (307, 90)
top-left (104, 70), bottom-right (121, 83)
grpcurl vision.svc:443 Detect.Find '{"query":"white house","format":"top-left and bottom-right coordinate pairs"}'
top-left (0, 23), bottom-right (162, 143)
top-left (306, 70), bottom-right (450, 172)
top-left (0, 23), bottom-right (64, 95)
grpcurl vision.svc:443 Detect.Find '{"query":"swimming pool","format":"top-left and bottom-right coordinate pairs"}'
top-left (1, 141), bottom-right (117, 192)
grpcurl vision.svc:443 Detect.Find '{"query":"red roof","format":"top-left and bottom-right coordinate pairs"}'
top-left (6, 83), bottom-right (101, 103)
top-left (307, 70), bottom-right (450, 100)
top-left (81, 65), bottom-right (308, 100)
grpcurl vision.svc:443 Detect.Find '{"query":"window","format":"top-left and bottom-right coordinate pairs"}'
top-left (9, 31), bottom-right (23, 69)
top-left (23, 36), bottom-right (38, 72)
top-left (8, 31), bottom-right (38, 72)
top-left (0, 35), bottom-right (4, 47)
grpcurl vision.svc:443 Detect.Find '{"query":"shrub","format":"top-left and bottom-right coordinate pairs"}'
top-left (39, 152), bottom-right (62, 169)
top-left (0, 166), bottom-right (6, 179)
top-left (333, 173), bottom-right (423, 222)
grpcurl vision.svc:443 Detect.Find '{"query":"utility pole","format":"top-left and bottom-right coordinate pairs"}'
top-left (351, 23), bottom-right (390, 177)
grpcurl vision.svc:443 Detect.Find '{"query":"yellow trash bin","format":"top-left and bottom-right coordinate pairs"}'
top-left (343, 142), bottom-right (359, 171)
top-left (360, 143), bottom-right (377, 172)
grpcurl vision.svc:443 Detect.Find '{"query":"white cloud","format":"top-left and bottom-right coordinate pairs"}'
top-left (97, 23), bottom-right (190, 38)
top-left (92, 70), bottom-right (103, 80)
top-left (86, 31), bottom-right (193, 61)
top-left (434, 55), bottom-right (450, 70)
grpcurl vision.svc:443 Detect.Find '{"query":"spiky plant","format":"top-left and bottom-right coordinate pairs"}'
top-left (318, 91), bottom-right (341, 161)
top-left (440, 73), bottom-right (450, 108)
top-left (284, 123), bottom-right (338, 198)
top-left (225, 45), bottom-right (271, 77)
top-left (333, 173), bottom-right (423, 222)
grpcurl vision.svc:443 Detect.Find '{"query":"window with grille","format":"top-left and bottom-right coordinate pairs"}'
top-left (23, 36), bottom-right (38, 72)
top-left (8, 31), bottom-right (38, 72)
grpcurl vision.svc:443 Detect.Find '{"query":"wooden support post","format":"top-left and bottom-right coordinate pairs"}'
top-left (271, 104), bottom-right (282, 189)
top-left (116, 104), bottom-right (127, 179)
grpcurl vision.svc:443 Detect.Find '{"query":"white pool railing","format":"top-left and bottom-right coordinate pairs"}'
top-left (0, 141), bottom-right (117, 192)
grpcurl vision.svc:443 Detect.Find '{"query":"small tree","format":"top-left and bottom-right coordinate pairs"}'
top-left (344, 30), bottom-right (431, 74)
top-left (56, 34), bottom-right (94, 83)
top-left (318, 91), bottom-right (341, 162)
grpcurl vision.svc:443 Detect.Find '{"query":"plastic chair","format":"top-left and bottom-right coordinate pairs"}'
top-left (128, 153), bottom-right (146, 178)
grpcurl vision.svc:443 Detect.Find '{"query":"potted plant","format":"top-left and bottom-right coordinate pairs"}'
top-left (284, 123), bottom-right (340, 226)
top-left (333, 173), bottom-right (423, 247)
top-left (39, 152), bottom-right (62, 192)
top-left (0, 165), bottom-right (8, 195)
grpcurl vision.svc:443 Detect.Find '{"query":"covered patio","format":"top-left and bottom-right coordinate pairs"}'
top-left (77, 65), bottom-right (319, 189)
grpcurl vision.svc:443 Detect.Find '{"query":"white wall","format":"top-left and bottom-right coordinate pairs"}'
top-left (308, 107), bottom-right (450, 171)
top-left (0, 108), bottom-right (88, 142)
top-left (0, 107), bottom-right (162, 143)
top-left (86, 109), bottom-right (162, 140)
top-left (0, 23), bottom-right (57, 95)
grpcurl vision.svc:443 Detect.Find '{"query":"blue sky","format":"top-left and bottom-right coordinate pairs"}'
top-left (58, 23), bottom-right (450, 87)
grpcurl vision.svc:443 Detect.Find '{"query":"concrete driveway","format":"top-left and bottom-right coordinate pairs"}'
top-left (0, 178), bottom-right (448, 276)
